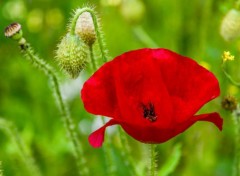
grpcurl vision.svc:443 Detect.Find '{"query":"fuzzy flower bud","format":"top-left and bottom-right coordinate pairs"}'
top-left (220, 9), bottom-right (240, 41)
top-left (221, 95), bottom-right (238, 112)
top-left (4, 22), bottom-right (23, 40)
top-left (75, 12), bottom-right (96, 46)
top-left (56, 33), bottom-right (88, 78)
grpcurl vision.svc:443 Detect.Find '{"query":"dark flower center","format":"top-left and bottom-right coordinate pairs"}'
top-left (142, 102), bottom-right (157, 122)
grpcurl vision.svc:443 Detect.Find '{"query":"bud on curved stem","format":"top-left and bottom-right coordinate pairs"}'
top-left (75, 12), bottom-right (96, 46)
top-left (70, 7), bottom-right (108, 63)
top-left (5, 23), bottom-right (88, 176)
top-left (4, 23), bottom-right (23, 40)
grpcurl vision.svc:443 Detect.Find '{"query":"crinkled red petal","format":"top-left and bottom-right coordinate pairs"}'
top-left (82, 48), bottom-right (223, 146)
top-left (151, 49), bottom-right (220, 123)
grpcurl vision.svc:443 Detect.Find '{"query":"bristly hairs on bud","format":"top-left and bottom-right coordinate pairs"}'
top-left (75, 11), bottom-right (96, 46)
top-left (69, 6), bottom-right (109, 63)
top-left (56, 33), bottom-right (88, 78)
top-left (5, 22), bottom-right (88, 176)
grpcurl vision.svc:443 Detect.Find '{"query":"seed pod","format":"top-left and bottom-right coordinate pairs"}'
top-left (221, 95), bottom-right (238, 112)
top-left (220, 9), bottom-right (240, 41)
top-left (75, 12), bottom-right (96, 46)
top-left (56, 33), bottom-right (88, 78)
top-left (4, 22), bottom-right (23, 40)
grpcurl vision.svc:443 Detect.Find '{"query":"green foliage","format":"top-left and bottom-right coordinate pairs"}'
top-left (158, 144), bottom-right (182, 176)
top-left (0, 0), bottom-right (239, 175)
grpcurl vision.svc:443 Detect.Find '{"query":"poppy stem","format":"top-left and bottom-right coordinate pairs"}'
top-left (149, 144), bottom-right (157, 176)
top-left (88, 34), bottom-right (116, 176)
top-left (17, 39), bottom-right (88, 176)
top-left (0, 117), bottom-right (42, 176)
top-left (233, 110), bottom-right (240, 176)
top-left (0, 161), bottom-right (2, 176)
top-left (70, 7), bottom-right (108, 63)
top-left (89, 45), bottom-right (97, 71)
top-left (119, 128), bottom-right (138, 175)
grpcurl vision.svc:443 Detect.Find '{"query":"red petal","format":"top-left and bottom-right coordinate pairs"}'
top-left (88, 119), bottom-right (118, 148)
top-left (111, 49), bottom-right (173, 127)
top-left (151, 49), bottom-right (220, 123)
top-left (195, 112), bottom-right (223, 131)
top-left (121, 112), bottom-right (223, 144)
top-left (81, 62), bottom-right (116, 117)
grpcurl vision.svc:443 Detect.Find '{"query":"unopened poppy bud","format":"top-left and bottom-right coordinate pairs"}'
top-left (220, 9), bottom-right (240, 41)
top-left (75, 12), bottom-right (96, 46)
top-left (4, 22), bottom-right (23, 40)
top-left (56, 33), bottom-right (88, 78)
top-left (221, 95), bottom-right (238, 112)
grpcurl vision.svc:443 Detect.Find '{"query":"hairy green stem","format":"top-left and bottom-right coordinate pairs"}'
top-left (89, 45), bottom-right (97, 71)
top-left (88, 44), bottom-right (116, 175)
top-left (149, 144), bottom-right (157, 176)
top-left (119, 128), bottom-right (138, 175)
top-left (0, 161), bottom-right (2, 176)
top-left (71, 7), bottom-right (108, 62)
top-left (233, 111), bottom-right (240, 176)
top-left (0, 118), bottom-right (42, 176)
top-left (19, 41), bottom-right (88, 176)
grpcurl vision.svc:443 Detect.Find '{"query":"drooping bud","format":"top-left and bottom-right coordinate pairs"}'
top-left (4, 22), bottom-right (23, 40)
top-left (75, 12), bottom-right (96, 46)
top-left (220, 9), bottom-right (240, 41)
top-left (221, 95), bottom-right (238, 112)
top-left (56, 33), bottom-right (88, 78)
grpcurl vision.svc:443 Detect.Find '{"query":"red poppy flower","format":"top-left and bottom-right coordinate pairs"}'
top-left (81, 48), bottom-right (223, 148)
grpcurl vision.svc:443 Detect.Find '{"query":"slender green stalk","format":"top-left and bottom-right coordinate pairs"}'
top-left (19, 41), bottom-right (88, 176)
top-left (132, 26), bottom-right (158, 48)
top-left (0, 161), bottom-right (2, 176)
top-left (0, 118), bottom-right (42, 176)
top-left (88, 44), bottom-right (116, 176)
top-left (119, 128), bottom-right (138, 175)
top-left (72, 7), bottom-right (138, 176)
top-left (221, 64), bottom-right (240, 87)
top-left (149, 144), bottom-right (157, 176)
top-left (232, 110), bottom-right (240, 176)
top-left (70, 7), bottom-right (108, 62)
top-left (89, 45), bottom-right (97, 71)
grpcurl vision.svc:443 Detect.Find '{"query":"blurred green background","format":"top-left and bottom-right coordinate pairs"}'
top-left (0, 0), bottom-right (239, 175)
